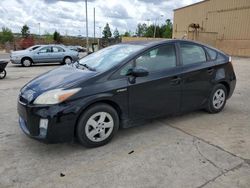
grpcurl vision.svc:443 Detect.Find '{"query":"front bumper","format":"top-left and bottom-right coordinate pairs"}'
top-left (19, 116), bottom-right (46, 140)
top-left (10, 58), bottom-right (21, 64)
top-left (17, 100), bottom-right (78, 143)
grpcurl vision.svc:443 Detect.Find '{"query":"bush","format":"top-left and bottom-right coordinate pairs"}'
top-left (19, 37), bottom-right (35, 49)
top-left (53, 31), bottom-right (62, 43)
top-left (0, 27), bottom-right (14, 44)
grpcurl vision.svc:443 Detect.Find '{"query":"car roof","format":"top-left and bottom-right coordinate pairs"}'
top-left (121, 39), bottom-right (226, 54)
top-left (123, 39), bottom-right (214, 46)
top-left (35, 44), bottom-right (65, 46)
top-left (36, 44), bottom-right (66, 48)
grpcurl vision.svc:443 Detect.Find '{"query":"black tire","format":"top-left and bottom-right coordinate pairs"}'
top-left (63, 56), bottom-right (72, 65)
top-left (0, 70), bottom-right (6, 79)
top-left (76, 103), bottom-right (119, 147)
top-left (206, 84), bottom-right (227, 113)
top-left (21, 57), bottom-right (32, 67)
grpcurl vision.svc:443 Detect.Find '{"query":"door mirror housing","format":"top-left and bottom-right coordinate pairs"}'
top-left (127, 67), bottom-right (149, 77)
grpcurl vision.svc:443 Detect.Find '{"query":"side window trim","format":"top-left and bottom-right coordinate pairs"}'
top-left (175, 42), bottom-right (182, 67)
top-left (52, 46), bottom-right (56, 53)
top-left (202, 46), bottom-right (209, 62)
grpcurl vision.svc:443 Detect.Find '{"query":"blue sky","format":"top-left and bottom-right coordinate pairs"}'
top-left (0, 0), bottom-right (202, 36)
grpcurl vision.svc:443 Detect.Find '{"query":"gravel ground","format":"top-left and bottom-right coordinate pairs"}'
top-left (0, 55), bottom-right (249, 188)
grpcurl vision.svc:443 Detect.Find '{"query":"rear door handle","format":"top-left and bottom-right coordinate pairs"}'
top-left (170, 76), bottom-right (181, 85)
top-left (207, 68), bottom-right (214, 74)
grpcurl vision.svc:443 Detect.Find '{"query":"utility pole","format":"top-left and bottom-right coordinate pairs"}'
top-left (85, 0), bottom-right (89, 53)
top-left (93, 8), bottom-right (96, 42)
top-left (99, 26), bottom-right (101, 38)
top-left (153, 20), bottom-right (157, 38)
top-left (38, 23), bottom-right (40, 37)
top-left (154, 15), bottom-right (163, 38)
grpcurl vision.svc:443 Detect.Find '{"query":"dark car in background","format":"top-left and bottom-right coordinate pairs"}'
top-left (67, 45), bottom-right (86, 52)
top-left (17, 40), bottom-right (236, 147)
top-left (10, 44), bottom-right (79, 67)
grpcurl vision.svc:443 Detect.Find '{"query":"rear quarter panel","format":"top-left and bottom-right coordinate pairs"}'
top-left (213, 57), bottom-right (236, 99)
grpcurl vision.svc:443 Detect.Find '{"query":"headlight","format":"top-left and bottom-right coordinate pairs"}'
top-left (12, 56), bottom-right (21, 60)
top-left (33, 88), bottom-right (81, 105)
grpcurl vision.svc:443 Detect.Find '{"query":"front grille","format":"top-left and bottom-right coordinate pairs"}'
top-left (18, 99), bottom-right (40, 136)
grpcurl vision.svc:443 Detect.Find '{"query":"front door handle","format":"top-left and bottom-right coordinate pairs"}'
top-left (170, 76), bottom-right (181, 85)
top-left (207, 68), bottom-right (214, 75)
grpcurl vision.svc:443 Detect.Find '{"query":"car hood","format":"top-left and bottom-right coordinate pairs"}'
top-left (12, 49), bottom-right (28, 53)
top-left (21, 65), bottom-right (97, 96)
top-left (11, 50), bottom-right (29, 56)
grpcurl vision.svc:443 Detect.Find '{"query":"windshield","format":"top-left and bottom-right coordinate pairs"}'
top-left (77, 44), bottom-right (144, 72)
top-left (27, 45), bottom-right (40, 51)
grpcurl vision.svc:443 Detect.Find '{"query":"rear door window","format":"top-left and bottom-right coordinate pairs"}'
top-left (180, 43), bottom-right (206, 65)
top-left (53, 47), bottom-right (65, 53)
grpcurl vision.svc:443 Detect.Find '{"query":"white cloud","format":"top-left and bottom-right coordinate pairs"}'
top-left (0, 0), bottom-right (202, 36)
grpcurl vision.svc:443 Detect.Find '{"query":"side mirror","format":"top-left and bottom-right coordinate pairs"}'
top-left (127, 67), bottom-right (149, 77)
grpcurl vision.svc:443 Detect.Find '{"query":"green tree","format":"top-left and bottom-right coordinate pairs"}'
top-left (21, 24), bottom-right (30, 38)
top-left (0, 27), bottom-right (14, 44)
top-left (123, 31), bottom-right (131, 37)
top-left (162, 19), bottom-right (173, 38)
top-left (53, 31), bottom-right (62, 43)
top-left (144, 25), bottom-right (154, 37)
top-left (113, 28), bottom-right (120, 39)
top-left (136, 23), bottom-right (147, 37)
top-left (102, 23), bottom-right (112, 38)
top-left (44, 32), bottom-right (54, 43)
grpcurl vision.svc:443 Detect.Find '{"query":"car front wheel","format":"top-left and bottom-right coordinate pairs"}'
top-left (63, 57), bottom-right (72, 64)
top-left (0, 70), bottom-right (6, 79)
top-left (21, 58), bottom-right (32, 67)
top-left (76, 103), bottom-right (119, 147)
top-left (206, 84), bottom-right (227, 113)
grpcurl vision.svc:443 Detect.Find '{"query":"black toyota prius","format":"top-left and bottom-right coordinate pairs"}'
top-left (18, 39), bottom-right (236, 147)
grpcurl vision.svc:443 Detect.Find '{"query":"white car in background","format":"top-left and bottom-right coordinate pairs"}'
top-left (10, 44), bottom-right (79, 67)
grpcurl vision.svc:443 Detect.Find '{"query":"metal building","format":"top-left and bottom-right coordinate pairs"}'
top-left (173, 0), bottom-right (250, 57)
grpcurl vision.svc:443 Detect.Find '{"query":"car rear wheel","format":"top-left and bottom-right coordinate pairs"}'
top-left (76, 103), bottom-right (119, 147)
top-left (206, 84), bottom-right (227, 113)
top-left (21, 58), bottom-right (32, 67)
top-left (63, 57), bottom-right (72, 65)
top-left (0, 70), bottom-right (6, 79)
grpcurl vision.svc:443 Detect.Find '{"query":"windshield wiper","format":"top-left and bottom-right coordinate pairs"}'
top-left (73, 61), bottom-right (95, 71)
top-left (74, 61), bottom-right (80, 68)
top-left (82, 64), bottom-right (96, 71)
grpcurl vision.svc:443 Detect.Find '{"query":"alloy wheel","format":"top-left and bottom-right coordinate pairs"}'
top-left (85, 112), bottom-right (114, 142)
top-left (212, 89), bottom-right (226, 109)
top-left (0, 70), bottom-right (6, 79)
top-left (23, 59), bottom-right (31, 67)
top-left (65, 57), bottom-right (72, 64)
